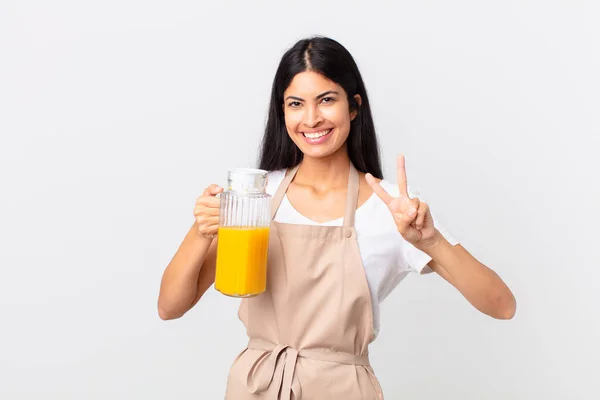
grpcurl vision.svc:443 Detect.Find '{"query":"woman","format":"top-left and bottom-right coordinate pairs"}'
top-left (158, 36), bottom-right (516, 399)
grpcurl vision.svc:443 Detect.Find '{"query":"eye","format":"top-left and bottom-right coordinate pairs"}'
top-left (288, 101), bottom-right (301, 108)
top-left (321, 97), bottom-right (336, 104)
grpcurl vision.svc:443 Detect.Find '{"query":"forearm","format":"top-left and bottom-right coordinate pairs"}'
top-left (420, 231), bottom-right (517, 319)
top-left (158, 223), bottom-right (213, 319)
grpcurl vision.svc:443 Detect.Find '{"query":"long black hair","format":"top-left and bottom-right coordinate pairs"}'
top-left (257, 36), bottom-right (384, 179)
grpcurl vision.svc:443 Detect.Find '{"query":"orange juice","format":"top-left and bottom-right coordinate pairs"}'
top-left (215, 226), bottom-right (270, 297)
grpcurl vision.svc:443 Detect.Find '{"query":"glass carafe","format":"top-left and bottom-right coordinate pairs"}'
top-left (214, 168), bottom-right (271, 297)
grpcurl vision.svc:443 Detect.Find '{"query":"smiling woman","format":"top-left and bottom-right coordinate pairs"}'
top-left (157, 36), bottom-right (516, 400)
top-left (258, 37), bottom-right (382, 179)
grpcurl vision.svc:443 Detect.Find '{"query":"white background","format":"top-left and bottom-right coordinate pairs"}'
top-left (1, 1), bottom-right (599, 399)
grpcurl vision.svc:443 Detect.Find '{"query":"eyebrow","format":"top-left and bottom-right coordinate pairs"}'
top-left (284, 90), bottom-right (339, 102)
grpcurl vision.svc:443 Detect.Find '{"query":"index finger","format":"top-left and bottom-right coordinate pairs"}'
top-left (396, 154), bottom-right (408, 197)
top-left (365, 173), bottom-right (393, 205)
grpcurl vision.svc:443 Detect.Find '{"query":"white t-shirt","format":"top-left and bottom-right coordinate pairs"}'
top-left (266, 169), bottom-right (459, 337)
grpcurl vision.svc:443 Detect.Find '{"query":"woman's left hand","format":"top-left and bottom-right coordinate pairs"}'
top-left (366, 155), bottom-right (439, 250)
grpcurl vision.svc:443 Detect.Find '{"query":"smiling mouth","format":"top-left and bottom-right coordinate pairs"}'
top-left (302, 129), bottom-right (332, 139)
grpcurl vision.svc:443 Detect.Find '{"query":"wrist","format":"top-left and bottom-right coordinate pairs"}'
top-left (196, 233), bottom-right (216, 247)
top-left (416, 230), bottom-right (446, 255)
top-left (192, 224), bottom-right (217, 247)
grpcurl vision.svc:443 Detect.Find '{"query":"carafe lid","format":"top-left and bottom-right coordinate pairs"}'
top-left (227, 168), bottom-right (268, 193)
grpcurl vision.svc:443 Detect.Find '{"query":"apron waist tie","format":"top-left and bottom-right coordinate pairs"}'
top-left (245, 338), bottom-right (378, 400)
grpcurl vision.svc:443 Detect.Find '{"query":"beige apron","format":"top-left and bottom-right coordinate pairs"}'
top-left (224, 163), bottom-right (384, 400)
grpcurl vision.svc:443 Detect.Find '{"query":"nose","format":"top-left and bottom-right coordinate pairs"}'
top-left (303, 104), bottom-right (323, 128)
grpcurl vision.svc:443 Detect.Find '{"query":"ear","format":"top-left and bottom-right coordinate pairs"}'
top-left (350, 94), bottom-right (362, 121)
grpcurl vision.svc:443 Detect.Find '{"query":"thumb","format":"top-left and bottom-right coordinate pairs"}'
top-left (203, 184), bottom-right (224, 196)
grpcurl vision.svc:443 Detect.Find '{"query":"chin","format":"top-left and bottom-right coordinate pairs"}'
top-left (297, 146), bottom-right (337, 160)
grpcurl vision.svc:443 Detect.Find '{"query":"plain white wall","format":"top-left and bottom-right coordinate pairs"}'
top-left (1, 1), bottom-right (599, 399)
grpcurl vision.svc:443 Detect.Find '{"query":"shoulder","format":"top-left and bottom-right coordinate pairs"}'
top-left (266, 169), bottom-right (286, 196)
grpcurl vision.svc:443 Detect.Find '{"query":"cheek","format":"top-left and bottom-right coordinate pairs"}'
top-left (284, 112), bottom-right (302, 132)
top-left (323, 107), bottom-right (352, 135)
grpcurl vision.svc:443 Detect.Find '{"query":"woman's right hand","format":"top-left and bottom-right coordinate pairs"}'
top-left (194, 184), bottom-right (224, 239)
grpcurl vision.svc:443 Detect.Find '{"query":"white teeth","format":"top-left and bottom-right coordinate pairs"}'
top-left (303, 129), bottom-right (331, 139)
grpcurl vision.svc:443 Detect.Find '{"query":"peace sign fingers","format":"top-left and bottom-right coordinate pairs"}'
top-left (365, 155), bottom-right (439, 247)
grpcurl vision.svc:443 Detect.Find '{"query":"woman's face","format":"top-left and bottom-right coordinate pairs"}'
top-left (283, 71), bottom-right (360, 160)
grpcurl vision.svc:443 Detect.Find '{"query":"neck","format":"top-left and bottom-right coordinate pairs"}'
top-left (295, 147), bottom-right (351, 190)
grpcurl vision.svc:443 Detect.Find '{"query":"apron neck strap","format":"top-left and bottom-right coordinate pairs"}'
top-left (270, 164), bottom-right (300, 220)
top-left (270, 162), bottom-right (360, 229)
top-left (343, 163), bottom-right (359, 229)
